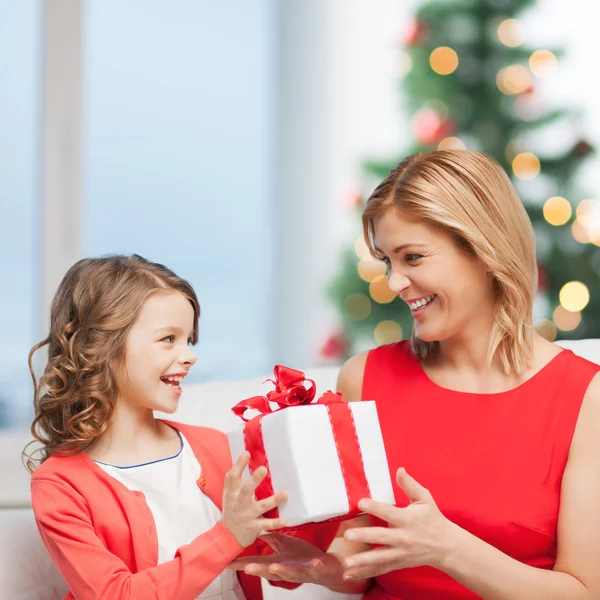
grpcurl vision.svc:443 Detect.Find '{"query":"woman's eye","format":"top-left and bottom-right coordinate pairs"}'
top-left (405, 254), bottom-right (422, 263)
top-left (161, 335), bottom-right (175, 343)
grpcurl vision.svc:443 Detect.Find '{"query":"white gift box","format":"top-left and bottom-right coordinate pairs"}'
top-left (227, 400), bottom-right (395, 528)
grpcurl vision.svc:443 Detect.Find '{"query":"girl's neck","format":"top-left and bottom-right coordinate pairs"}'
top-left (86, 402), bottom-right (179, 466)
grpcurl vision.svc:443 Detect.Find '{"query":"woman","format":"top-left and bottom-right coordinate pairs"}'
top-left (233, 150), bottom-right (600, 599)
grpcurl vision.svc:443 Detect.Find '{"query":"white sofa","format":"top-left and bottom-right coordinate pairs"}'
top-left (2, 339), bottom-right (599, 600)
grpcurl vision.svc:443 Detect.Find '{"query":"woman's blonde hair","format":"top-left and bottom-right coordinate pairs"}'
top-left (24, 254), bottom-right (200, 472)
top-left (363, 150), bottom-right (536, 374)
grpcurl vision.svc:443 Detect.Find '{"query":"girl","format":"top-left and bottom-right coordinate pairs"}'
top-left (25, 254), bottom-right (335, 600)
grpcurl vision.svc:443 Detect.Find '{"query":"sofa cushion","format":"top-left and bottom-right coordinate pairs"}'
top-left (0, 509), bottom-right (68, 600)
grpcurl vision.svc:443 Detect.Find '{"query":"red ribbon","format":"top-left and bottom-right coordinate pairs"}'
top-left (232, 365), bottom-right (372, 523)
top-left (232, 365), bottom-right (324, 421)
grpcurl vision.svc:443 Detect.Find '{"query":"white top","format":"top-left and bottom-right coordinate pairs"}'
top-left (95, 432), bottom-right (245, 600)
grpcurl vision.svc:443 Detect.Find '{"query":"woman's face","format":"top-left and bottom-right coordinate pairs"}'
top-left (372, 210), bottom-right (495, 344)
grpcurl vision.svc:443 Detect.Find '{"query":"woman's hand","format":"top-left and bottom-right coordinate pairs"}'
top-left (229, 532), bottom-right (344, 586)
top-left (221, 451), bottom-right (288, 548)
top-left (342, 468), bottom-right (459, 580)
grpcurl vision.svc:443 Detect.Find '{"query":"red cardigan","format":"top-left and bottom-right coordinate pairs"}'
top-left (31, 420), bottom-right (337, 600)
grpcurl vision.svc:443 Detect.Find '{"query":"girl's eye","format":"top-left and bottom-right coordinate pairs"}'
top-left (161, 335), bottom-right (175, 343)
top-left (405, 254), bottom-right (423, 263)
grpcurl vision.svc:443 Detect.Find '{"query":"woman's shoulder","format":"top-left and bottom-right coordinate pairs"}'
top-left (336, 340), bottom-right (414, 402)
top-left (336, 351), bottom-right (370, 402)
top-left (558, 344), bottom-right (600, 374)
top-left (567, 369), bottom-right (600, 466)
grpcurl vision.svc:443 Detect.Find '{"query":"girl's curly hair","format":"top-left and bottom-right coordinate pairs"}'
top-left (23, 254), bottom-right (200, 472)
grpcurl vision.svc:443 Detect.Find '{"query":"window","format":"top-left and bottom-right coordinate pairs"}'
top-left (83, 0), bottom-right (277, 380)
top-left (0, 0), bottom-right (41, 428)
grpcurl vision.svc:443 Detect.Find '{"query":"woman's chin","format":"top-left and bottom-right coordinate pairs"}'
top-left (414, 326), bottom-right (436, 343)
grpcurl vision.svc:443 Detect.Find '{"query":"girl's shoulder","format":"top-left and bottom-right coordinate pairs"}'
top-left (30, 452), bottom-right (93, 520)
top-left (31, 450), bottom-right (89, 484)
top-left (162, 421), bottom-right (232, 464)
top-left (162, 420), bottom-right (228, 446)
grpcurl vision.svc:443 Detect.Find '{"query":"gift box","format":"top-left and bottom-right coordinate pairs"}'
top-left (227, 366), bottom-right (394, 528)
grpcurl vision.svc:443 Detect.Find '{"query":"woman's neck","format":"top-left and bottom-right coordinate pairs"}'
top-left (424, 332), bottom-right (559, 394)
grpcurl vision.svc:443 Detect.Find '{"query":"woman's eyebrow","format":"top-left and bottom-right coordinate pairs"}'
top-left (374, 242), bottom-right (428, 255)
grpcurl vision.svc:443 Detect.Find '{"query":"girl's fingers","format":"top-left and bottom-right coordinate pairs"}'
top-left (231, 451), bottom-right (250, 476)
top-left (257, 516), bottom-right (287, 531)
top-left (224, 452), bottom-right (249, 495)
top-left (238, 465), bottom-right (267, 499)
top-left (256, 491), bottom-right (288, 515)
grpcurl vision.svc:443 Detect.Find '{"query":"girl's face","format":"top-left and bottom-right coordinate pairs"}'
top-left (372, 210), bottom-right (495, 344)
top-left (115, 290), bottom-right (197, 414)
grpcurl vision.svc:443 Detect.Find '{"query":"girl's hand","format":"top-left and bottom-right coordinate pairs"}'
top-left (342, 468), bottom-right (459, 580)
top-left (221, 452), bottom-right (288, 548)
top-left (229, 532), bottom-right (344, 587)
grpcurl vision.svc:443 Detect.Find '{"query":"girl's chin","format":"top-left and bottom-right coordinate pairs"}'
top-left (155, 405), bottom-right (178, 414)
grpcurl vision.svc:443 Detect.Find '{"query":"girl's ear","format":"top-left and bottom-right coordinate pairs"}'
top-left (109, 352), bottom-right (126, 386)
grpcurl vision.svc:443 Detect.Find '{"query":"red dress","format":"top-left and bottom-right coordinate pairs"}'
top-left (362, 341), bottom-right (599, 600)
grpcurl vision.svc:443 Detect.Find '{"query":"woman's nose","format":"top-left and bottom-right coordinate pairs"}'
top-left (387, 270), bottom-right (410, 296)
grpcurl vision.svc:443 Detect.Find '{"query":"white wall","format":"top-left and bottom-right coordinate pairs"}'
top-left (275, 0), bottom-right (419, 367)
top-left (523, 0), bottom-right (600, 192)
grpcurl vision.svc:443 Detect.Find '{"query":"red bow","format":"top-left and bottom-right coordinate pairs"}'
top-left (232, 365), bottom-right (341, 422)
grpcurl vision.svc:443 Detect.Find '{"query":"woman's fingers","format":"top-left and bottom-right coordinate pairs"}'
top-left (243, 563), bottom-right (283, 581)
top-left (358, 498), bottom-right (404, 524)
top-left (258, 532), bottom-right (287, 552)
top-left (344, 558), bottom-right (399, 580)
top-left (240, 560), bottom-right (324, 583)
top-left (345, 546), bottom-right (401, 568)
top-left (267, 561), bottom-right (324, 583)
top-left (344, 525), bottom-right (396, 545)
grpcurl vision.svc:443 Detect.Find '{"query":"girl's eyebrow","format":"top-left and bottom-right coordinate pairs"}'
top-left (154, 326), bottom-right (194, 337)
top-left (154, 325), bottom-right (195, 338)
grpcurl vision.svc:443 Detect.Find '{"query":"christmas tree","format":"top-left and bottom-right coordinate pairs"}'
top-left (325, 0), bottom-right (599, 361)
